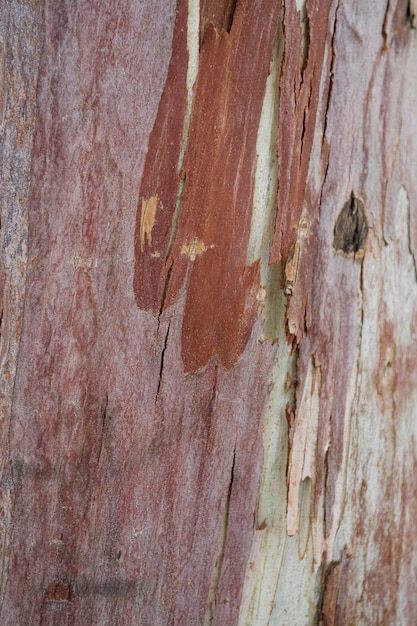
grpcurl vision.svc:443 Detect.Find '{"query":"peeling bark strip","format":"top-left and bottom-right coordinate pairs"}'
top-left (205, 446), bottom-right (235, 623)
top-left (272, 0), bottom-right (335, 346)
top-left (133, 0), bottom-right (189, 313)
top-left (134, 0), bottom-right (280, 372)
top-left (270, 0), bottom-right (333, 265)
top-left (319, 551), bottom-right (351, 626)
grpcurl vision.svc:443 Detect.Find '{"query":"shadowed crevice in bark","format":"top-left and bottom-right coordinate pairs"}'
top-left (97, 394), bottom-right (109, 464)
top-left (407, 0), bottom-right (417, 29)
top-left (158, 261), bottom-right (174, 327)
top-left (205, 446), bottom-right (236, 623)
top-left (156, 323), bottom-right (171, 403)
top-left (322, 0), bottom-right (340, 149)
top-left (299, 0), bottom-right (310, 76)
top-left (200, 0), bottom-right (239, 44)
top-left (165, 175), bottom-right (187, 264)
top-left (406, 188), bottom-right (417, 281)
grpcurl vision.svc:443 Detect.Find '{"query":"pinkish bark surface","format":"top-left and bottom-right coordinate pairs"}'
top-left (1, 1), bottom-right (417, 625)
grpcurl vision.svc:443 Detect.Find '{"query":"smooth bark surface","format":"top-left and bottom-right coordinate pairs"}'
top-left (1, 1), bottom-right (417, 624)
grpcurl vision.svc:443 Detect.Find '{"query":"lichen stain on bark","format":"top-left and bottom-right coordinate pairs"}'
top-left (134, 0), bottom-right (281, 373)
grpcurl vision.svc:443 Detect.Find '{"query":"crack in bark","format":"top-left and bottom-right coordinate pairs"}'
top-left (165, 175), bottom-right (186, 262)
top-left (408, 0), bottom-right (417, 28)
top-left (323, 427), bottom-right (331, 537)
top-left (382, 0), bottom-right (392, 47)
top-left (204, 446), bottom-right (236, 624)
top-left (299, 80), bottom-right (312, 170)
top-left (299, 0), bottom-right (311, 77)
top-left (157, 260), bottom-right (174, 327)
top-left (322, 0), bottom-right (341, 146)
top-left (200, 0), bottom-right (239, 43)
top-left (97, 394), bottom-right (109, 464)
top-left (224, 0), bottom-right (239, 34)
top-left (164, 0), bottom-right (200, 262)
top-left (206, 363), bottom-right (218, 419)
top-left (406, 192), bottom-right (417, 281)
top-left (155, 323), bottom-right (170, 403)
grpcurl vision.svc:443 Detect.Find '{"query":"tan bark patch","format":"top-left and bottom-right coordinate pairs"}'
top-left (140, 195), bottom-right (159, 251)
top-left (181, 238), bottom-right (209, 261)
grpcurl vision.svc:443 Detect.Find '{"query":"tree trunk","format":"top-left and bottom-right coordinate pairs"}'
top-left (1, 1), bottom-right (417, 624)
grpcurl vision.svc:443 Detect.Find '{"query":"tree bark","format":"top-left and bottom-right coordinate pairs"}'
top-left (1, 1), bottom-right (417, 624)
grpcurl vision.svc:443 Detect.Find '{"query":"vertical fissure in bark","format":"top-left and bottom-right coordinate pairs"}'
top-left (408, 0), bottom-right (417, 28)
top-left (300, 109), bottom-right (307, 158)
top-left (204, 447), bottom-right (236, 624)
top-left (158, 261), bottom-right (174, 325)
top-left (298, 74), bottom-right (313, 170)
top-left (164, 0), bottom-right (200, 262)
top-left (382, 1), bottom-right (391, 46)
top-left (200, 0), bottom-right (239, 43)
top-left (406, 188), bottom-right (417, 281)
top-left (224, 0), bottom-right (239, 33)
top-left (299, 0), bottom-right (311, 77)
top-left (322, 0), bottom-right (340, 144)
top-left (165, 175), bottom-right (186, 263)
top-left (323, 430), bottom-right (331, 537)
top-left (155, 322), bottom-right (171, 403)
top-left (97, 394), bottom-right (109, 464)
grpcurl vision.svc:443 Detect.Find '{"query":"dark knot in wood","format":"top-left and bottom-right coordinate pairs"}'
top-left (333, 193), bottom-right (368, 256)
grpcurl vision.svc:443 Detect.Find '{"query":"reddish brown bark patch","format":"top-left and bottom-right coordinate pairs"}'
top-left (133, 0), bottom-right (188, 314)
top-left (134, 0), bottom-right (280, 373)
top-left (44, 581), bottom-right (72, 604)
top-left (320, 551), bottom-right (351, 625)
top-left (168, 2), bottom-right (280, 372)
top-left (200, 0), bottom-right (238, 42)
top-left (270, 0), bottom-right (333, 267)
top-left (269, 0), bottom-right (335, 350)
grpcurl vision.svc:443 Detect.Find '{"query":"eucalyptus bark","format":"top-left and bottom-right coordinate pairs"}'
top-left (1, 1), bottom-right (417, 624)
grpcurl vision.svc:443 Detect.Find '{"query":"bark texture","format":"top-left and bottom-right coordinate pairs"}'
top-left (1, 1), bottom-right (417, 624)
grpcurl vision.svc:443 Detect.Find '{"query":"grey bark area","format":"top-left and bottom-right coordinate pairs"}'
top-left (1, 1), bottom-right (417, 625)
